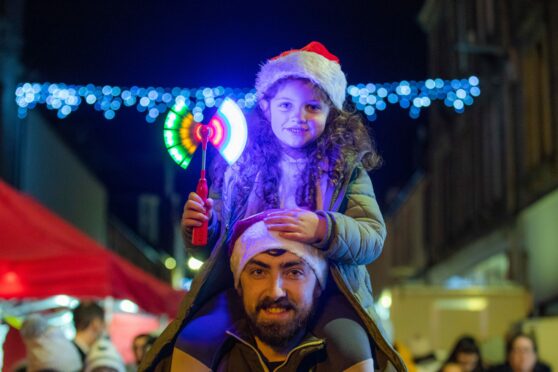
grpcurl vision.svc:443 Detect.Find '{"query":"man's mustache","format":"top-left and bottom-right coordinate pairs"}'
top-left (256, 297), bottom-right (295, 312)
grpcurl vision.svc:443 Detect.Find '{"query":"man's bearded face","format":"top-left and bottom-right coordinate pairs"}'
top-left (239, 250), bottom-right (320, 348)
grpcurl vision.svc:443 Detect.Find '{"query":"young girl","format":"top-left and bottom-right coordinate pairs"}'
top-left (142, 42), bottom-right (405, 371)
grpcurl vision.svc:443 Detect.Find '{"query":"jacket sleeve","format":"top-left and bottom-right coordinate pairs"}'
top-left (315, 166), bottom-right (386, 265)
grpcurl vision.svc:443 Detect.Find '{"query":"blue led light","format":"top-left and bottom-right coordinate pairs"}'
top-left (148, 108), bottom-right (159, 118)
top-left (470, 87), bottom-right (481, 97)
top-left (139, 97), bottom-right (150, 107)
top-left (347, 86), bottom-right (359, 97)
top-left (421, 97), bottom-right (431, 107)
top-left (425, 79), bottom-right (435, 89)
top-left (61, 105), bottom-right (72, 115)
top-left (400, 99), bottom-right (410, 109)
top-left (148, 90), bottom-right (158, 100)
top-left (453, 100), bottom-right (464, 110)
top-left (366, 95), bottom-right (377, 105)
top-left (104, 110), bottom-right (115, 120)
top-left (451, 79), bottom-right (461, 89)
top-left (111, 100), bottom-right (122, 110)
top-left (193, 112), bottom-right (204, 122)
top-left (202, 88), bottom-right (213, 98)
top-left (468, 76), bottom-right (479, 86)
top-left (162, 93), bottom-right (172, 103)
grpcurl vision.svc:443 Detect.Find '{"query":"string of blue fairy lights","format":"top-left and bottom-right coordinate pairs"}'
top-left (14, 76), bottom-right (480, 123)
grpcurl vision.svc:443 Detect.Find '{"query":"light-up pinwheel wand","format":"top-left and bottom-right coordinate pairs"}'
top-left (192, 125), bottom-right (210, 245)
top-left (163, 98), bottom-right (248, 245)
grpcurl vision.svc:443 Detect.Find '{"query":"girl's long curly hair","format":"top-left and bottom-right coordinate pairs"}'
top-left (211, 77), bottom-right (381, 210)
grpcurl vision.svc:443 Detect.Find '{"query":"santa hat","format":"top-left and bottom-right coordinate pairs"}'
top-left (255, 41), bottom-right (347, 109)
top-left (84, 337), bottom-right (125, 372)
top-left (229, 210), bottom-right (328, 290)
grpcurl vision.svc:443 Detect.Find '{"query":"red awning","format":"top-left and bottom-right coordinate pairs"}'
top-left (0, 180), bottom-right (184, 317)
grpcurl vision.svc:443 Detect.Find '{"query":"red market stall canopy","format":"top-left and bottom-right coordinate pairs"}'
top-left (0, 180), bottom-right (184, 317)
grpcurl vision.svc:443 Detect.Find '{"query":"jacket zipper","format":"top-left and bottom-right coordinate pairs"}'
top-left (225, 331), bottom-right (269, 372)
top-left (225, 331), bottom-right (324, 372)
top-left (272, 339), bottom-right (324, 372)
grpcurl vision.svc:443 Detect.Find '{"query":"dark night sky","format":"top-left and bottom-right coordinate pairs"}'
top-left (21, 0), bottom-right (427, 242)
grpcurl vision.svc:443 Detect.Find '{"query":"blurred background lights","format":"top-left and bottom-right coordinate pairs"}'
top-left (187, 256), bottom-right (203, 271)
top-left (164, 256), bottom-right (177, 270)
top-left (379, 290), bottom-right (392, 309)
top-left (52, 295), bottom-right (76, 308)
top-left (119, 299), bottom-right (139, 313)
top-left (15, 76), bottom-right (480, 123)
top-left (468, 75), bottom-right (479, 86)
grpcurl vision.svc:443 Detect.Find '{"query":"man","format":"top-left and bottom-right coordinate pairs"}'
top-left (489, 333), bottom-right (551, 372)
top-left (170, 211), bottom-right (374, 371)
top-left (72, 301), bottom-right (106, 364)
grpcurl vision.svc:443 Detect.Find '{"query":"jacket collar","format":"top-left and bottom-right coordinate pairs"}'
top-left (222, 319), bottom-right (325, 371)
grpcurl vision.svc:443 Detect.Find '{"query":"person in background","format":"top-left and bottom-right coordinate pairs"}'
top-left (85, 335), bottom-right (126, 372)
top-left (130, 333), bottom-right (156, 368)
top-left (72, 301), bottom-right (106, 364)
top-left (489, 332), bottom-right (551, 372)
top-left (20, 313), bottom-right (82, 372)
top-left (439, 362), bottom-right (464, 372)
top-left (445, 336), bottom-right (485, 372)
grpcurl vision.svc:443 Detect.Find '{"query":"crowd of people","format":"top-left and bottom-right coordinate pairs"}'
top-left (433, 334), bottom-right (551, 372)
top-left (17, 302), bottom-right (156, 372)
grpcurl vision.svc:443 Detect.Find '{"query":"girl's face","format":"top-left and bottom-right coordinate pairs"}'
top-left (262, 79), bottom-right (330, 156)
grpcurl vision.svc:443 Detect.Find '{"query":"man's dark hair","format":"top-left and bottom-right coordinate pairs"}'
top-left (73, 301), bottom-right (105, 331)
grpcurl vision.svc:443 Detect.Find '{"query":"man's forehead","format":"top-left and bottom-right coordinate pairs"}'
top-left (246, 250), bottom-right (306, 266)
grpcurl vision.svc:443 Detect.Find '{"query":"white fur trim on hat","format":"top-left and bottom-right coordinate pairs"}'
top-left (256, 46), bottom-right (347, 109)
top-left (230, 220), bottom-right (328, 289)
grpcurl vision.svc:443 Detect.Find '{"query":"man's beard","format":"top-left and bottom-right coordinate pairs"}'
top-left (245, 296), bottom-right (314, 349)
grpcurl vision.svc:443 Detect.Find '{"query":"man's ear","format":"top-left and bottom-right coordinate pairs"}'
top-left (92, 317), bottom-right (105, 334)
top-left (313, 283), bottom-right (323, 300)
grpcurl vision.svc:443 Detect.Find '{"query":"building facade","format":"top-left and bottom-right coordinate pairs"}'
top-left (371, 0), bottom-right (558, 315)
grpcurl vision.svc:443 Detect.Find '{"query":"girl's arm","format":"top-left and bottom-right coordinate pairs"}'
top-left (315, 166), bottom-right (386, 265)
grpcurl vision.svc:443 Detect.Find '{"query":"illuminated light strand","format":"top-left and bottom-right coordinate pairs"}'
top-left (14, 77), bottom-right (480, 122)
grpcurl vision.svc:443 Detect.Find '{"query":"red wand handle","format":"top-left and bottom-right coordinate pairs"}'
top-left (192, 125), bottom-right (210, 246)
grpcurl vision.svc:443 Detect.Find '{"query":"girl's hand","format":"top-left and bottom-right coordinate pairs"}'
top-left (182, 192), bottom-right (214, 229)
top-left (263, 208), bottom-right (326, 244)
